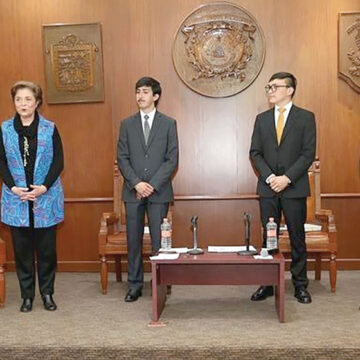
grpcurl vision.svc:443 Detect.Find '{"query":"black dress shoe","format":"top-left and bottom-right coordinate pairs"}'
top-left (124, 289), bottom-right (142, 302)
top-left (294, 287), bottom-right (312, 304)
top-left (251, 286), bottom-right (274, 301)
top-left (20, 298), bottom-right (33, 312)
top-left (42, 294), bottom-right (57, 311)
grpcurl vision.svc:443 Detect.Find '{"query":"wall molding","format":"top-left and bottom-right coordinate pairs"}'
top-left (321, 193), bottom-right (360, 198)
top-left (65, 197), bottom-right (112, 203)
top-left (64, 193), bottom-right (360, 203)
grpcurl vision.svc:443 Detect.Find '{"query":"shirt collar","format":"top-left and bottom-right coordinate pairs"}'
top-left (275, 101), bottom-right (292, 113)
top-left (140, 108), bottom-right (156, 122)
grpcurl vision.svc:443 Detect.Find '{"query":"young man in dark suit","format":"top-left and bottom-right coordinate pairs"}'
top-left (249, 72), bottom-right (316, 304)
top-left (117, 77), bottom-right (179, 302)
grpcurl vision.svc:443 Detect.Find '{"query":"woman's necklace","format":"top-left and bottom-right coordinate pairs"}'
top-left (23, 136), bottom-right (29, 167)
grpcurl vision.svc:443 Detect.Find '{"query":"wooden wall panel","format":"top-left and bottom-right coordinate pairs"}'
top-left (0, 0), bottom-right (359, 272)
top-left (322, 197), bottom-right (360, 268)
top-left (172, 200), bottom-right (262, 249)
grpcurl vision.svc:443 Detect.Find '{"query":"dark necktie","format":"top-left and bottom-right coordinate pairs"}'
top-left (144, 114), bottom-right (150, 145)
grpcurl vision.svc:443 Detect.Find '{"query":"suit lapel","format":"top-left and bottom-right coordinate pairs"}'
top-left (134, 112), bottom-right (147, 150)
top-left (280, 105), bottom-right (298, 144)
top-left (146, 111), bottom-right (161, 149)
top-left (265, 108), bottom-right (277, 144)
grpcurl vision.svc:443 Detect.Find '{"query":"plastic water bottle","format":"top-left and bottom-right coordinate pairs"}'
top-left (266, 217), bottom-right (278, 254)
top-left (161, 218), bottom-right (172, 250)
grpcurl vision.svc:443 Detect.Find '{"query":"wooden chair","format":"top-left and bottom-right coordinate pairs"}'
top-left (278, 159), bottom-right (338, 292)
top-left (98, 161), bottom-right (172, 294)
top-left (0, 238), bottom-right (6, 308)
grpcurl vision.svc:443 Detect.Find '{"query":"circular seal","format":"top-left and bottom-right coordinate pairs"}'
top-left (172, 2), bottom-right (266, 97)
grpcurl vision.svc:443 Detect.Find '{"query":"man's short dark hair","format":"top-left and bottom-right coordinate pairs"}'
top-left (135, 77), bottom-right (162, 107)
top-left (269, 72), bottom-right (297, 97)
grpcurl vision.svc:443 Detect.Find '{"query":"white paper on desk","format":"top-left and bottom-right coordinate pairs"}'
top-left (208, 245), bottom-right (256, 253)
top-left (280, 223), bottom-right (322, 232)
top-left (150, 253), bottom-right (180, 260)
top-left (254, 255), bottom-right (273, 260)
top-left (159, 247), bottom-right (188, 253)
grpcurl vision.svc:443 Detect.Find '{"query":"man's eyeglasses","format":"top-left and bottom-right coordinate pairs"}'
top-left (264, 84), bottom-right (290, 93)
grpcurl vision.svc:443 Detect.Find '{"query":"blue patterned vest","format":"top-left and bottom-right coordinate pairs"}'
top-left (1, 116), bottom-right (64, 228)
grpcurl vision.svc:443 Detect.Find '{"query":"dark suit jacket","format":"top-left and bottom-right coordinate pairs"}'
top-left (249, 105), bottom-right (316, 198)
top-left (117, 110), bottom-right (178, 203)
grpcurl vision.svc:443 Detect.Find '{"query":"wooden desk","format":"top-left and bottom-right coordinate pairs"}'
top-left (151, 251), bottom-right (285, 323)
top-left (0, 239), bottom-right (6, 308)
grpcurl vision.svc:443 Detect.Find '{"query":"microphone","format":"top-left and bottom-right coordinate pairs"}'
top-left (238, 212), bottom-right (257, 256)
top-left (187, 215), bottom-right (204, 255)
top-left (244, 213), bottom-right (251, 247)
top-left (191, 216), bottom-right (198, 228)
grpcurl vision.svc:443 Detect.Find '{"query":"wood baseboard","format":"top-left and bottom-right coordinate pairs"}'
top-left (4, 258), bottom-right (360, 272)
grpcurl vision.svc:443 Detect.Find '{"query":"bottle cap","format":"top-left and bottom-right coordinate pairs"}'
top-left (260, 248), bottom-right (269, 257)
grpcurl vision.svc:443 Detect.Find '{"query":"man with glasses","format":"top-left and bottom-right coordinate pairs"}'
top-left (249, 72), bottom-right (316, 304)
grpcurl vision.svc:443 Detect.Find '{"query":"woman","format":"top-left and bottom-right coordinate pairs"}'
top-left (0, 81), bottom-right (64, 312)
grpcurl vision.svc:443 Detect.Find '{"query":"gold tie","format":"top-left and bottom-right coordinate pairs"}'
top-left (276, 107), bottom-right (285, 145)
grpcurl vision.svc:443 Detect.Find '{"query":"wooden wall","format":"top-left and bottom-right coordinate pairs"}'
top-left (0, 0), bottom-right (359, 272)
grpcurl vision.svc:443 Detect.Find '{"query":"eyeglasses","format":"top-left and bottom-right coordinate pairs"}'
top-left (264, 84), bottom-right (290, 93)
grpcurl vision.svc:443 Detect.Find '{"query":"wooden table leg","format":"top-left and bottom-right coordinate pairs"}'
top-left (275, 261), bottom-right (285, 323)
top-left (150, 263), bottom-right (167, 326)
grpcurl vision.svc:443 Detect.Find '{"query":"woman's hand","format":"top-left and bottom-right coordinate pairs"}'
top-left (11, 185), bottom-right (47, 201)
top-left (26, 185), bottom-right (47, 201)
top-left (11, 186), bottom-right (29, 201)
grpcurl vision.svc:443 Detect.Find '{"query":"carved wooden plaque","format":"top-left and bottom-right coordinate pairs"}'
top-left (338, 13), bottom-right (360, 93)
top-left (43, 23), bottom-right (104, 103)
top-left (172, 2), bottom-right (265, 97)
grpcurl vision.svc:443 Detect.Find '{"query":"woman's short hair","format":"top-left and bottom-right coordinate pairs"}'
top-left (10, 81), bottom-right (43, 107)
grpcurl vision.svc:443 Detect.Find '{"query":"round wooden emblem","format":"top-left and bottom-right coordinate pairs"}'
top-left (172, 2), bottom-right (266, 97)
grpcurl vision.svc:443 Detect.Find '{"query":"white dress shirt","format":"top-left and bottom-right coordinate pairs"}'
top-left (140, 108), bottom-right (156, 132)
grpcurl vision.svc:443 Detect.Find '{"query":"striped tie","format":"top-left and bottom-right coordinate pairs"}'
top-left (144, 114), bottom-right (150, 145)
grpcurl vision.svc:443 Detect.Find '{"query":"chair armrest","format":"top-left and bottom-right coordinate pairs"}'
top-left (315, 209), bottom-right (337, 233)
top-left (102, 212), bottom-right (119, 226)
top-left (99, 212), bottom-right (119, 255)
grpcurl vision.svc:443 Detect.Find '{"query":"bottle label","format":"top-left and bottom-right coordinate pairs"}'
top-left (267, 229), bottom-right (276, 237)
top-left (161, 230), bottom-right (171, 237)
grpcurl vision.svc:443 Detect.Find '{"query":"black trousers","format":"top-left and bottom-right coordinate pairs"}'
top-left (125, 200), bottom-right (169, 291)
top-left (10, 225), bottom-right (57, 299)
top-left (260, 196), bottom-right (308, 289)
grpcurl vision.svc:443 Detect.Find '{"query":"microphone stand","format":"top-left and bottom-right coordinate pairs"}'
top-left (187, 216), bottom-right (204, 255)
top-left (238, 212), bottom-right (257, 256)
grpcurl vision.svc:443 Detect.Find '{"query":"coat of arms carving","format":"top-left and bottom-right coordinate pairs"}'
top-left (338, 13), bottom-right (360, 93)
top-left (51, 34), bottom-right (98, 92)
top-left (173, 2), bottom-right (265, 97)
top-left (43, 23), bottom-right (104, 103)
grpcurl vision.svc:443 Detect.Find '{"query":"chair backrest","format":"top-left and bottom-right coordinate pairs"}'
top-left (113, 161), bottom-right (172, 231)
top-left (306, 159), bottom-right (321, 223)
top-left (113, 161), bottom-right (128, 232)
top-left (0, 239), bottom-right (5, 266)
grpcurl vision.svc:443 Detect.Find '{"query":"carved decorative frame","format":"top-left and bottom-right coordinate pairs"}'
top-left (172, 2), bottom-right (265, 98)
top-left (338, 12), bottom-right (360, 93)
top-left (42, 23), bottom-right (104, 103)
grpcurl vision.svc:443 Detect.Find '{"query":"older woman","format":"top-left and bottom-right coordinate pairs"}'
top-left (0, 81), bottom-right (64, 312)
